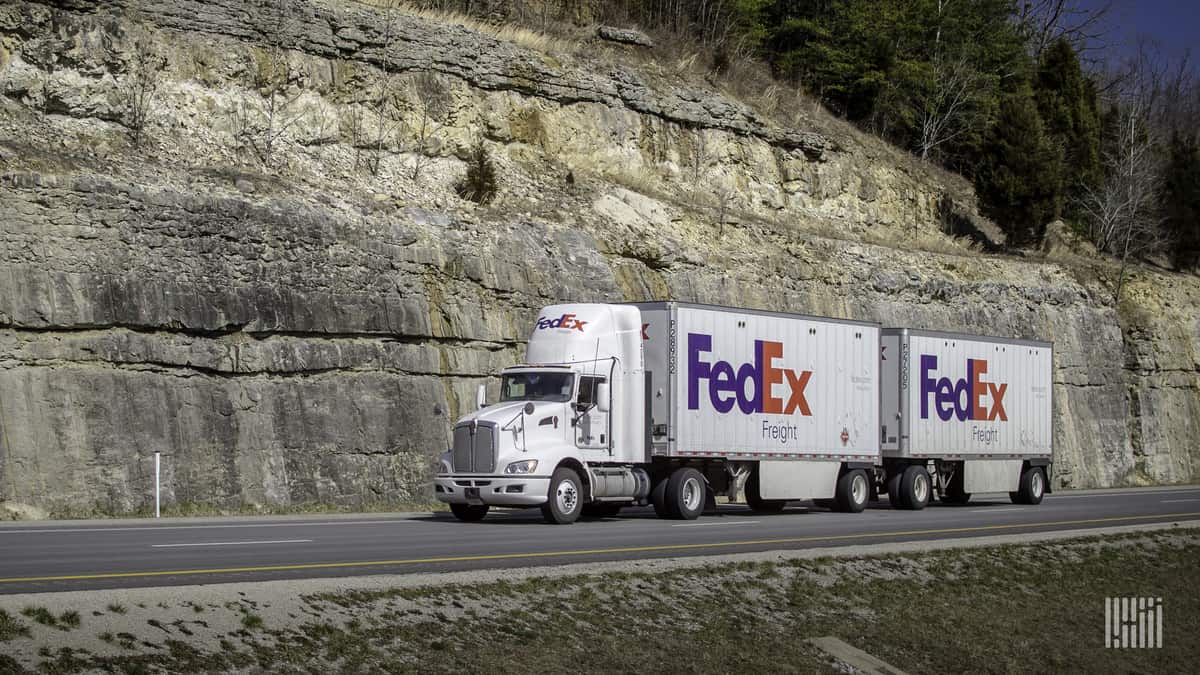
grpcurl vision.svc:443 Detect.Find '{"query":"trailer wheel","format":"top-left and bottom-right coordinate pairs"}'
top-left (1010, 466), bottom-right (1046, 505)
top-left (833, 469), bottom-right (870, 513)
top-left (541, 467), bottom-right (583, 524)
top-left (886, 471), bottom-right (903, 508)
top-left (899, 465), bottom-right (930, 510)
top-left (745, 470), bottom-right (787, 513)
top-left (450, 504), bottom-right (489, 522)
top-left (665, 467), bottom-right (706, 520)
top-left (582, 503), bottom-right (622, 518)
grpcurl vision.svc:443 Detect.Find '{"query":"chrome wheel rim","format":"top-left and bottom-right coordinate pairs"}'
top-left (851, 474), bottom-right (868, 505)
top-left (556, 479), bottom-right (579, 514)
top-left (1031, 471), bottom-right (1044, 499)
top-left (914, 473), bottom-right (928, 503)
top-left (682, 477), bottom-right (702, 512)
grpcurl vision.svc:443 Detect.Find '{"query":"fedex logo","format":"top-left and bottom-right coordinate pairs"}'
top-left (919, 355), bottom-right (1007, 421)
top-left (536, 313), bottom-right (587, 332)
top-left (687, 333), bottom-right (812, 415)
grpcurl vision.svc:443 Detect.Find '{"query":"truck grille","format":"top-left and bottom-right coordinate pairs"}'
top-left (452, 422), bottom-right (495, 473)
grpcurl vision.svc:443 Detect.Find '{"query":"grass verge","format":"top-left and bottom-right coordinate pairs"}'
top-left (5, 528), bottom-right (1197, 673)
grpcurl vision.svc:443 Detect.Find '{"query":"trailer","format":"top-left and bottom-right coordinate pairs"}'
top-left (879, 328), bottom-right (1054, 508)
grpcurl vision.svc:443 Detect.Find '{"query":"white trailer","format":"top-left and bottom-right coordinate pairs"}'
top-left (879, 328), bottom-right (1054, 508)
top-left (434, 301), bottom-right (881, 523)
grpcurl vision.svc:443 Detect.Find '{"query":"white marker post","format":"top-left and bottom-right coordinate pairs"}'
top-left (154, 452), bottom-right (161, 519)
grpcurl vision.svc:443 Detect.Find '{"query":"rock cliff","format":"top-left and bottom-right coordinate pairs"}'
top-left (1, 0), bottom-right (1197, 515)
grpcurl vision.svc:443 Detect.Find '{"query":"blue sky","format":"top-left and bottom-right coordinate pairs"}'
top-left (1078, 0), bottom-right (1198, 71)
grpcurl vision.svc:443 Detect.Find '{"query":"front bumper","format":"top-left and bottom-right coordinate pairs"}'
top-left (434, 475), bottom-right (550, 507)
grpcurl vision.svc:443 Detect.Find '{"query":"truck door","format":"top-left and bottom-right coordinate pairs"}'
top-left (575, 375), bottom-right (609, 450)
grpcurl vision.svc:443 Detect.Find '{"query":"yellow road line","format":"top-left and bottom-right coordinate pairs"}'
top-left (1, 512), bottom-right (1197, 585)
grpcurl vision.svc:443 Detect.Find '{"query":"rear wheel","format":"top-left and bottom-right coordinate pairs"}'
top-left (899, 465), bottom-right (930, 510)
top-left (833, 469), bottom-right (869, 513)
top-left (665, 467), bottom-right (706, 520)
top-left (450, 503), bottom-right (489, 522)
top-left (745, 470), bottom-right (787, 513)
top-left (650, 478), bottom-right (672, 518)
top-left (886, 471), bottom-right (903, 508)
top-left (541, 467), bottom-right (583, 524)
top-left (1010, 466), bottom-right (1046, 505)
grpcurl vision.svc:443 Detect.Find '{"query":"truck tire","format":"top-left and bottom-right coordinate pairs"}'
top-left (886, 471), bottom-right (903, 508)
top-left (665, 467), bottom-right (706, 520)
top-left (745, 470), bottom-right (787, 513)
top-left (582, 503), bottom-right (622, 518)
top-left (650, 478), bottom-right (672, 518)
top-left (450, 503), bottom-right (489, 522)
top-left (899, 465), bottom-right (930, 510)
top-left (541, 467), bottom-right (583, 524)
top-left (1010, 466), bottom-right (1046, 505)
top-left (833, 469), bottom-right (869, 513)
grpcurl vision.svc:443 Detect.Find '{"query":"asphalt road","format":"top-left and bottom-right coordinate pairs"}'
top-left (1, 486), bottom-right (1197, 594)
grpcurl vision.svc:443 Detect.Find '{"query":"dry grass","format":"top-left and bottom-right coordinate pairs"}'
top-left (348, 0), bottom-right (576, 55)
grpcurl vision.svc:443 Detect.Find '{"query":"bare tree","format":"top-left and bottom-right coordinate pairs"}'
top-left (1078, 101), bottom-right (1164, 300)
top-left (917, 52), bottom-right (983, 160)
top-left (120, 28), bottom-right (167, 149)
top-left (405, 71), bottom-right (451, 181)
top-left (231, 0), bottom-right (305, 168)
top-left (1016, 0), bottom-right (1112, 61)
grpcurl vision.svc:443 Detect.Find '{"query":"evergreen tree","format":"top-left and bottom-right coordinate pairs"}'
top-left (973, 85), bottom-right (1062, 247)
top-left (1034, 38), bottom-right (1102, 221)
top-left (1163, 136), bottom-right (1200, 270)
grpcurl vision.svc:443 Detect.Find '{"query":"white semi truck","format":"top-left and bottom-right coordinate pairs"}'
top-left (434, 302), bottom-right (1053, 523)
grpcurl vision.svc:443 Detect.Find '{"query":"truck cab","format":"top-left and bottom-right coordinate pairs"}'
top-left (434, 303), bottom-right (650, 523)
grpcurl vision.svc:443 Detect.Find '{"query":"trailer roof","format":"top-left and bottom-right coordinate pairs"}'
top-left (625, 301), bottom-right (881, 329)
top-left (882, 327), bottom-right (1053, 348)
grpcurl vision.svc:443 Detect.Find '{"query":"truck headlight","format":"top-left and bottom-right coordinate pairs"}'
top-left (505, 459), bottom-right (538, 474)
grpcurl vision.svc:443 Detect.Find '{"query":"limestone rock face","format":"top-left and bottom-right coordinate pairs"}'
top-left (0, 0), bottom-right (1197, 515)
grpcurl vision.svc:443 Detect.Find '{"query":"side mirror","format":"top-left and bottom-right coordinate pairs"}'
top-left (476, 384), bottom-right (487, 410)
top-left (596, 383), bottom-right (610, 413)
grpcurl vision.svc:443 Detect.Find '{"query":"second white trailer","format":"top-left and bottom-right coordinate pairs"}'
top-left (879, 328), bottom-right (1053, 508)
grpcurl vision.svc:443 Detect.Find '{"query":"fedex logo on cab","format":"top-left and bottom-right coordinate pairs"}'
top-left (686, 333), bottom-right (812, 415)
top-left (535, 313), bottom-right (587, 332)
top-left (919, 355), bottom-right (1007, 422)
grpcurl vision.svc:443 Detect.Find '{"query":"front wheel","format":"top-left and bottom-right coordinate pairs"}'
top-left (450, 503), bottom-right (489, 522)
top-left (1010, 466), bottom-right (1046, 505)
top-left (541, 467), bottom-right (583, 524)
top-left (833, 469), bottom-right (869, 513)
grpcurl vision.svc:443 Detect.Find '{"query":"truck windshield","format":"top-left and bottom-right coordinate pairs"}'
top-left (500, 372), bottom-right (574, 403)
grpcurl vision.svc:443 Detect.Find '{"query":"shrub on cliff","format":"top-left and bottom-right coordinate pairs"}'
top-left (456, 142), bottom-right (497, 204)
top-left (973, 84), bottom-right (1062, 248)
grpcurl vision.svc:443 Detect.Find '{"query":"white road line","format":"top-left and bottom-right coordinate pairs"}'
top-left (671, 520), bottom-right (761, 527)
top-left (151, 539), bottom-right (313, 548)
top-left (1161, 499), bottom-right (1200, 503)
top-left (0, 520), bottom-right (418, 535)
top-left (968, 507), bottom-right (1026, 513)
